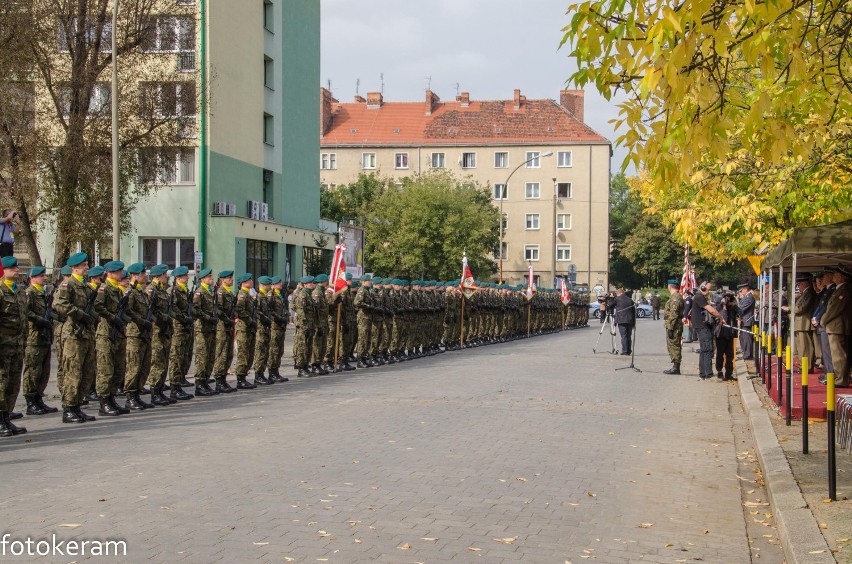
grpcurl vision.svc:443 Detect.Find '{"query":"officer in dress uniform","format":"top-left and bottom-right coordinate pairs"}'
top-left (0, 256), bottom-right (28, 435)
top-left (821, 266), bottom-right (851, 387)
top-left (663, 279), bottom-right (684, 374)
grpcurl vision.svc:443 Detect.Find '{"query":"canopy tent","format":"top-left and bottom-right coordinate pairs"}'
top-left (762, 219), bottom-right (852, 271)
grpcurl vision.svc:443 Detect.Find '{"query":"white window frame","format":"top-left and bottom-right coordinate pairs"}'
top-left (431, 152), bottom-right (445, 168)
top-left (59, 82), bottom-right (111, 119)
top-left (263, 113), bottom-right (274, 146)
top-left (144, 148), bottom-right (195, 185)
top-left (320, 153), bottom-right (337, 170)
top-left (494, 151), bottom-right (508, 168)
top-left (141, 82), bottom-right (196, 119)
top-left (141, 237), bottom-right (196, 270)
top-left (557, 213), bottom-right (572, 230)
top-left (394, 152), bottom-right (409, 169)
top-left (493, 184), bottom-right (507, 200)
top-left (524, 245), bottom-right (540, 262)
top-left (362, 152), bottom-right (376, 170)
top-left (525, 182), bottom-right (540, 199)
top-left (501, 213), bottom-right (508, 231)
top-left (525, 151), bottom-right (541, 168)
top-left (525, 213), bottom-right (540, 230)
top-left (556, 245), bottom-right (572, 261)
top-left (558, 151), bottom-right (573, 167)
top-left (557, 182), bottom-right (573, 199)
top-left (461, 152), bottom-right (477, 169)
top-left (141, 15), bottom-right (194, 53)
top-left (58, 18), bottom-right (112, 53)
top-left (497, 242), bottom-right (508, 261)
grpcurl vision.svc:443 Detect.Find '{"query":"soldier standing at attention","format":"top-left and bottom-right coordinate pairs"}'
top-left (54, 265), bottom-right (72, 398)
top-left (92, 261), bottom-right (130, 416)
top-left (0, 256), bottom-right (28, 435)
top-left (212, 271), bottom-right (238, 392)
top-left (166, 266), bottom-right (195, 393)
top-left (663, 280), bottom-right (684, 375)
top-left (54, 253), bottom-right (98, 422)
top-left (293, 276), bottom-right (316, 377)
top-left (123, 263), bottom-right (154, 411)
top-left (310, 274), bottom-right (330, 375)
top-left (23, 266), bottom-right (59, 416)
top-left (267, 276), bottom-right (290, 382)
top-left (146, 264), bottom-right (176, 406)
top-left (234, 273), bottom-right (259, 388)
top-left (252, 276), bottom-right (273, 385)
top-left (354, 275), bottom-right (373, 368)
top-left (191, 268), bottom-right (219, 397)
top-left (114, 269), bottom-right (131, 397)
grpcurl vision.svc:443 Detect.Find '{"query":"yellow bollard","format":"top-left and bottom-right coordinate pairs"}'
top-left (802, 357), bottom-right (809, 386)
top-left (802, 357), bottom-right (809, 454)
top-left (827, 373), bottom-right (837, 500)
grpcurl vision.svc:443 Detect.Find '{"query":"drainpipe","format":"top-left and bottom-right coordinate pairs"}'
top-left (198, 0), bottom-right (208, 268)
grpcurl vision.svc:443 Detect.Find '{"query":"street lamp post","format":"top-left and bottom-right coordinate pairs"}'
top-left (111, 0), bottom-right (120, 260)
top-left (498, 150), bottom-right (552, 283)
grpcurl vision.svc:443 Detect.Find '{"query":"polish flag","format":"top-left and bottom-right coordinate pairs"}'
top-left (526, 264), bottom-right (535, 299)
top-left (461, 254), bottom-right (476, 291)
top-left (328, 244), bottom-right (348, 293)
top-left (560, 278), bottom-right (570, 305)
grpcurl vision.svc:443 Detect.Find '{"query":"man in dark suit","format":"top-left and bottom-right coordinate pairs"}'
top-left (614, 288), bottom-right (636, 355)
top-left (737, 282), bottom-right (756, 360)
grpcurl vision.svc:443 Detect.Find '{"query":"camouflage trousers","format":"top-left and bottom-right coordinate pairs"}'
top-left (667, 324), bottom-right (683, 364)
top-left (55, 325), bottom-right (66, 398)
top-left (235, 322), bottom-right (256, 377)
top-left (356, 313), bottom-right (371, 359)
top-left (213, 323), bottom-right (235, 378)
top-left (325, 320), bottom-right (345, 364)
top-left (0, 339), bottom-right (23, 412)
top-left (293, 325), bottom-right (313, 369)
top-left (268, 323), bottom-right (287, 374)
top-left (124, 335), bottom-right (151, 395)
top-left (95, 335), bottom-right (121, 397)
top-left (253, 324), bottom-right (271, 374)
top-left (311, 327), bottom-right (328, 367)
top-left (390, 316), bottom-right (405, 353)
top-left (194, 329), bottom-right (217, 381)
top-left (23, 342), bottom-right (51, 398)
top-left (147, 326), bottom-right (172, 389)
top-left (168, 324), bottom-right (193, 383)
top-left (345, 318), bottom-right (357, 360)
top-left (61, 327), bottom-right (96, 407)
top-left (369, 317), bottom-right (383, 356)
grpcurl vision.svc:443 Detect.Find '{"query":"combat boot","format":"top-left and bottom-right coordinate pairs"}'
top-left (108, 395), bottom-right (130, 414)
top-left (98, 396), bottom-right (121, 416)
top-left (297, 368), bottom-right (312, 378)
top-left (342, 362), bottom-right (356, 371)
top-left (74, 406), bottom-right (96, 422)
top-left (314, 364), bottom-right (329, 376)
top-left (254, 372), bottom-right (272, 385)
top-left (36, 395), bottom-right (59, 414)
top-left (236, 376), bottom-right (256, 389)
top-left (150, 388), bottom-right (171, 406)
top-left (125, 392), bottom-right (147, 410)
top-left (662, 363), bottom-right (681, 375)
top-left (202, 379), bottom-right (220, 394)
top-left (194, 381), bottom-right (216, 396)
top-left (2, 411), bottom-right (25, 434)
top-left (86, 389), bottom-right (99, 402)
top-left (25, 395), bottom-right (47, 416)
top-left (269, 371), bottom-right (289, 383)
top-left (62, 407), bottom-right (85, 423)
top-left (0, 412), bottom-right (13, 437)
top-left (356, 357), bottom-right (368, 368)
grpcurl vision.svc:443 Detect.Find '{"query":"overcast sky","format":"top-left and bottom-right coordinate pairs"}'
top-left (320, 0), bottom-right (628, 173)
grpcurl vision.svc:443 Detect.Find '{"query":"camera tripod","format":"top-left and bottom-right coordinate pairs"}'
top-left (593, 312), bottom-right (619, 354)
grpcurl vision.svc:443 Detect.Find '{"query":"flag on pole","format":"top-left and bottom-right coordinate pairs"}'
top-left (526, 264), bottom-right (535, 299)
top-left (559, 278), bottom-right (570, 305)
top-left (328, 244), bottom-right (348, 293)
top-left (461, 253), bottom-right (476, 291)
top-left (680, 244), bottom-right (696, 295)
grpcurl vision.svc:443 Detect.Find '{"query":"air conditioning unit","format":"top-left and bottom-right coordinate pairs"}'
top-left (259, 202), bottom-right (269, 221)
top-left (247, 200), bottom-right (262, 220)
top-left (213, 201), bottom-right (236, 216)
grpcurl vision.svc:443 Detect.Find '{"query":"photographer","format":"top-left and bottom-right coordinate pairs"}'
top-left (0, 209), bottom-right (17, 258)
top-left (693, 282), bottom-right (725, 379)
top-left (714, 291), bottom-right (738, 380)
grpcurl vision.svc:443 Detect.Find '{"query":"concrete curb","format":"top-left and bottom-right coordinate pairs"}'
top-left (737, 365), bottom-right (835, 563)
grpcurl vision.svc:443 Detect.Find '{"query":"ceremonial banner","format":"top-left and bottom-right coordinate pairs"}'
top-left (328, 244), bottom-right (348, 293)
top-left (461, 254), bottom-right (477, 299)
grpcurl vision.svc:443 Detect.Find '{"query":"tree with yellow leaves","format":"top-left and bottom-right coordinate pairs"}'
top-left (562, 0), bottom-right (852, 260)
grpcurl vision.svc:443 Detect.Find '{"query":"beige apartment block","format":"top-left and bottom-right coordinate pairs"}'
top-left (319, 88), bottom-right (611, 288)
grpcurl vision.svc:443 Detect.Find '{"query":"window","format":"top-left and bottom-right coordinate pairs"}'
top-left (57, 18), bottom-right (112, 52)
top-left (247, 239), bottom-right (274, 279)
top-left (525, 182), bottom-right (540, 199)
top-left (501, 214), bottom-right (508, 231)
top-left (557, 213), bottom-right (572, 230)
top-left (140, 16), bottom-right (195, 52)
top-left (461, 152), bottom-right (476, 168)
top-left (263, 113), bottom-right (274, 145)
top-left (494, 152), bottom-right (508, 168)
top-left (493, 184), bottom-right (507, 200)
top-left (524, 245), bottom-right (540, 261)
top-left (264, 57), bottom-right (274, 89)
top-left (431, 152), bottom-right (445, 168)
top-left (262, 169), bottom-right (273, 217)
top-left (321, 153), bottom-right (337, 170)
top-left (525, 214), bottom-right (540, 230)
top-left (139, 148), bottom-right (195, 185)
top-left (263, 0), bottom-right (274, 32)
top-left (362, 153), bottom-right (376, 169)
top-left (141, 237), bottom-right (195, 269)
top-left (558, 151), bottom-right (573, 167)
top-left (394, 153), bottom-right (409, 169)
top-left (557, 245), bottom-right (572, 261)
top-left (525, 151), bottom-right (542, 168)
top-left (139, 81), bottom-right (196, 118)
top-left (497, 242), bottom-right (508, 261)
top-left (557, 182), bottom-right (573, 199)
top-left (58, 82), bottom-right (111, 119)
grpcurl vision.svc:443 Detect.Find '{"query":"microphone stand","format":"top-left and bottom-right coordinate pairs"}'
top-left (615, 304), bottom-right (642, 373)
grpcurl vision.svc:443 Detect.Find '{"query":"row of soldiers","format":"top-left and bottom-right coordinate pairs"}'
top-left (290, 274), bottom-right (590, 377)
top-left (0, 252), bottom-right (589, 436)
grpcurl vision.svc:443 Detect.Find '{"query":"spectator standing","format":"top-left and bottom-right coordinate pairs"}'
top-left (736, 282), bottom-right (756, 360)
top-left (0, 210), bottom-right (17, 258)
top-left (614, 288), bottom-right (636, 355)
top-left (683, 290), bottom-right (695, 343)
top-left (714, 291), bottom-right (738, 380)
top-left (793, 273), bottom-right (817, 372)
top-left (692, 282), bottom-right (725, 380)
top-left (650, 293), bottom-right (661, 320)
top-left (812, 268), bottom-right (837, 380)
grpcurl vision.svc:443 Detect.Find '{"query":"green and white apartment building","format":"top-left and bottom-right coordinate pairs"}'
top-left (39, 0), bottom-right (331, 278)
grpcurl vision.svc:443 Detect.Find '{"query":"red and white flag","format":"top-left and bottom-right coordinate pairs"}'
top-left (526, 264), bottom-right (535, 299)
top-left (328, 244), bottom-right (348, 293)
top-left (680, 245), bottom-right (696, 295)
top-left (461, 254), bottom-right (476, 291)
top-left (559, 278), bottom-right (570, 305)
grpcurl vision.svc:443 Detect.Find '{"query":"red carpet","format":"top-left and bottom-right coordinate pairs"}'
top-left (754, 356), bottom-right (852, 420)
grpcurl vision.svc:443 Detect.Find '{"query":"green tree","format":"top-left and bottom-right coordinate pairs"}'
top-left (361, 171), bottom-right (499, 280)
top-left (320, 173), bottom-right (387, 223)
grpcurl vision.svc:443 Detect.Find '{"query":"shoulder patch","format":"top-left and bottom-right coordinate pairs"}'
top-left (98, 286), bottom-right (105, 292)
top-left (60, 282), bottom-right (68, 287)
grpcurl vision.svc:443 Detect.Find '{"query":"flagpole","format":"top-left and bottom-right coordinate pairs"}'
top-left (333, 301), bottom-right (342, 370)
top-left (460, 293), bottom-right (465, 348)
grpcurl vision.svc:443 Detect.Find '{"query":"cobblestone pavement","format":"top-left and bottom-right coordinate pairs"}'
top-left (1, 322), bottom-right (783, 563)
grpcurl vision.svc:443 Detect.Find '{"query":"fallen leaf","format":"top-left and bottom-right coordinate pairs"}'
top-left (493, 536), bottom-right (517, 544)
top-left (836, 538), bottom-right (850, 543)
top-left (467, 547), bottom-right (481, 552)
top-left (743, 502), bottom-right (769, 507)
top-left (398, 543), bottom-right (411, 550)
top-left (285, 558), bottom-right (295, 562)
top-left (586, 492), bottom-right (596, 498)
top-left (253, 542), bottom-right (269, 546)
top-left (420, 537), bottom-right (439, 541)
top-left (59, 524), bottom-right (82, 528)
top-left (819, 523), bottom-right (828, 530)
top-left (516, 477), bottom-right (527, 482)
top-left (809, 550), bottom-right (826, 554)
top-left (822, 498), bottom-right (833, 503)
top-left (345, 520), bottom-right (360, 526)
top-left (354, 539), bottom-right (362, 544)
top-left (665, 543), bottom-right (673, 547)
top-left (160, 506), bottom-right (171, 510)
top-left (637, 523), bottom-right (654, 528)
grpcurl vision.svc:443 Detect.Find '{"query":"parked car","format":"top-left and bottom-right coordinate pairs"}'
top-left (588, 302), bottom-right (653, 319)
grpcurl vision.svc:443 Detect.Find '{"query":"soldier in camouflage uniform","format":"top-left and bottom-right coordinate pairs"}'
top-left (123, 262), bottom-right (154, 411)
top-left (234, 273), bottom-right (260, 387)
top-left (54, 265), bottom-right (72, 398)
top-left (146, 264), bottom-right (176, 406)
top-left (368, 277), bottom-right (385, 364)
top-left (212, 271), bottom-right (238, 392)
top-left (22, 266), bottom-right (59, 416)
top-left (92, 261), bottom-right (129, 416)
top-left (193, 268), bottom-right (221, 395)
top-left (166, 266), bottom-right (196, 391)
top-left (354, 276), bottom-right (373, 367)
top-left (266, 276), bottom-right (290, 382)
top-left (324, 275), bottom-right (355, 371)
top-left (663, 279), bottom-right (685, 374)
top-left (311, 274), bottom-right (330, 374)
top-left (293, 276), bottom-right (317, 377)
top-left (0, 256), bottom-right (28, 435)
top-left (343, 275), bottom-right (358, 367)
top-left (114, 270), bottom-right (131, 396)
top-left (252, 276), bottom-right (273, 385)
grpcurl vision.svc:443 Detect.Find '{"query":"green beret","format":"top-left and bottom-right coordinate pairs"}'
top-left (218, 270), bottom-right (234, 278)
top-left (237, 273), bottom-right (253, 284)
top-left (257, 276), bottom-right (272, 285)
top-left (60, 265), bottom-right (72, 276)
top-left (299, 275), bottom-right (315, 284)
top-left (103, 261), bottom-right (124, 273)
top-left (314, 273), bottom-right (329, 283)
top-left (29, 265), bottom-right (46, 277)
top-left (88, 266), bottom-right (105, 278)
top-left (270, 276), bottom-right (281, 284)
top-left (668, 279), bottom-right (680, 286)
top-left (126, 262), bottom-right (146, 275)
top-left (1, 256), bottom-right (18, 268)
top-left (172, 266), bottom-right (189, 277)
top-left (382, 277), bottom-right (393, 284)
top-left (66, 252), bottom-right (88, 267)
top-left (351, 280), bottom-right (360, 288)
top-left (344, 272), bottom-right (353, 280)
top-left (198, 268), bottom-right (213, 279)
top-left (372, 274), bottom-right (383, 282)
top-left (149, 264), bottom-right (168, 276)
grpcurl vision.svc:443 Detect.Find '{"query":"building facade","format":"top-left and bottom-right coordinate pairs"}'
top-left (319, 88), bottom-right (611, 288)
top-left (37, 0), bottom-right (330, 278)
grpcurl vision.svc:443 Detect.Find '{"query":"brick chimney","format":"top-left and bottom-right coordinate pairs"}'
top-left (366, 91), bottom-right (383, 109)
top-left (513, 88), bottom-right (526, 110)
top-left (354, 94), bottom-right (366, 103)
top-left (455, 91), bottom-right (470, 107)
top-left (320, 87), bottom-right (336, 136)
top-left (425, 89), bottom-right (440, 115)
top-left (560, 89), bottom-right (585, 122)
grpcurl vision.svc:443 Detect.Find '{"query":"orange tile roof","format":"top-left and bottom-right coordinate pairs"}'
top-left (321, 98), bottom-right (609, 147)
